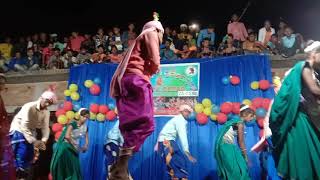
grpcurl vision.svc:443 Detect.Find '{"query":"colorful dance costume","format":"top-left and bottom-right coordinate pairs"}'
top-left (109, 13), bottom-right (164, 180)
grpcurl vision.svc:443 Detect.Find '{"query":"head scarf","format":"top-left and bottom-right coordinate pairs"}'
top-left (304, 41), bottom-right (320, 53)
top-left (110, 13), bottom-right (164, 98)
top-left (40, 84), bottom-right (57, 104)
top-left (78, 108), bottom-right (87, 115)
top-left (179, 104), bottom-right (193, 113)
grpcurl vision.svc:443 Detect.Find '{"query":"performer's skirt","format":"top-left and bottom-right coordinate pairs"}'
top-left (50, 141), bottom-right (82, 180)
top-left (274, 112), bottom-right (320, 179)
top-left (158, 140), bottom-right (188, 178)
top-left (9, 131), bottom-right (34, 171)
top-left (216, 142), bottom-right (250, 180)
top-left (0, 133), bottom-right (16, 179)
top-left (117, 73), bottom-right (155, 152)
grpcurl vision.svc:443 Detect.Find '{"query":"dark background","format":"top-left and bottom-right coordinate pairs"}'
top-left (2, 0), bottom-right (320, 41)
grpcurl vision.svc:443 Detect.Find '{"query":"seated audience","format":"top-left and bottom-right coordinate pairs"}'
top-left (280, 27), bottom-right (302, 57)
top-left (218, 34), bottom-right (240, 56)
top-left (91, 45), bottom-right (108, 63)
top-left (258, 20), bottom-right (275, 47)
top-left (24, 48), bottom-right (40, 71)
top-left (243, 33), bottom-right (264, 54)
top-left (107, 45), bottom-right (123, 63)
top-left (48, 48), bottom-right (64, 69)
top-left (8, 52), bottom-right (27, 72)
top-left (267, 34), bottom-right (281, 55)
top-left (77, 47), bottom-right (92, 64)
top-left (198, 38), bottom-right (214, 58)
top-left (160, 39), bottom-right (177, 60)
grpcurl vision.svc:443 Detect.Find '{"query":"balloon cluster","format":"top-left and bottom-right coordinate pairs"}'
top-left (84, 78), bottom-right (101, 96)
top-left (221, 75), bottom-right (241, 86)
top-left (55, 101), bottom-right (77, 125)
top-left (251, 80), bottom-right (271, 91)
top-left (193, 97), bottom-right (272, 126)
top-left (89, 102), bottom-right (117, 122)
top-left (64, 84), bottom-right (80, 101)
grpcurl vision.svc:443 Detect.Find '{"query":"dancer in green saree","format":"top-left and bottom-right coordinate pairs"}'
top-left (215, 104), bottom-right (255, 180)
top-left (50, 108), bottom-right (90, 180)
top-left (270, 41), bottom-right (320, 179)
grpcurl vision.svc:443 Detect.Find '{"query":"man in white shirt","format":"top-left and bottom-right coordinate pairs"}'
top-left (9, 89), bottom-right (57, 179)
top-left (156, 105), bottom-right (196, 180)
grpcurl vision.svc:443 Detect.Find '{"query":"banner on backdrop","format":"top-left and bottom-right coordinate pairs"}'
top-left (150, 63), bottom-right (200, 115)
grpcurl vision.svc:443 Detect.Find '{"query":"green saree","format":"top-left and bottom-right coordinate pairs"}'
top-left (270, 61), bottom-right (320, 179)
top-left (215, 119), bottom-right (250, 180)
top-left (50, 122), bottom-right (82, 180)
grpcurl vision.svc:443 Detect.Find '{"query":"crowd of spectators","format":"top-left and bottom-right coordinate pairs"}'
top-left (0, 14), bottom-right (306, 73)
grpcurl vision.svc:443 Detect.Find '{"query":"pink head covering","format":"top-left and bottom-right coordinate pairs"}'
top-left (40, 84), bottom-right (57, 104)
top-left (110, 14), bottom-right (163, 98)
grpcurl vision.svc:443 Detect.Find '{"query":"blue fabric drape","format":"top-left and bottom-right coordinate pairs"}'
top-left (68, 55), bottom-right (274, 180)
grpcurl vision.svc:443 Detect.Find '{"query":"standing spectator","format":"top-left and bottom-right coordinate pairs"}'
top-left (77, 47), bottom-right (91, 64)
top-left (218, 34), bottom-right (240, 56)
top-left (39, 33), bottom-right (48, 48)
top-left (267, 34), bottom-right (281, 55)
top-left (198, 38), bottom-right (214, 58)
top-left (163, 27), bottom-right (172, 43)
top-left (24, 48), bottom-right (40, 71)
top-left (107, 46), bottom-right (123, 63)
top-left (277, 20), bottom-right (288, 39)
top-left (0, 51), bottom-right (8, 72)
top-left (91, 45), bottom-right (107, 63)
top-left (258, 20), bottom-right (276, 46)
top-left (179, 24), bottom-right (189, 40)
top-left (197, 24), bottom-right (215, 48)
top-left (160, 39), bottom-right (177, 60)
top-left (63, 37), bottom-right (71, 51)
top-left (105, 30), bottom-right (114, 50)
top-left (8, 52), bottom-right (27, 72)
top-left (32, 34), bottom-right (40, 47)
top-left (32, 44), bottom-right (43, 68)
top-left (0, 37), bottom-right (13, 60)
top-left (243, 33), bottom-right (264, 54)
top-left (94, 28), bottom-right (108, 48)
top-left (110, 27), bottom-right (123, 51)
top-left (13, 37), bottom-right (27, 56)
top-left (48, 48), bottom-right (64, 69)
top-left (81, 34), bottom-right (95, 54)
top-left (62, 49), bottom-right (78, 67)
top-left (280, 27), bottom-right (301, 57)
top-left (227, 14), bottom-right (248, 43)
top-left (42, 42), bottom-right (54, 68)
top-left (122, 23), bottom-right (137, 49)
top-left (70, 32), bottom-right (85, 52)
top-left (52, 34), bottom-right (65, 52)
top-left (26, 36), bottom-right (33, 49)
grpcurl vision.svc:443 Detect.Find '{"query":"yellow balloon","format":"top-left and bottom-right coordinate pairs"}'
top-left (66, 111), bottom-right (75, 120)
top-left (242, 99), bottom-right (252, 106)
top-left (58, 115), bottom-right (68, 125)
top-left (69, 84), bottom-right (78, 92)
top-left (96, 113), bottom-right (106, 122)
top-left (250, 81), bottom-right (259, 90)
top-left (202, 98), bottom-right (212, 108)
top-left (84, 80), bottom-right (94, 88)
top-left (70, 92), bottom-right (80, 101)
top-left (194, 103), bottom-right (204, 113)
top-left (210, 114), bottom-right (217, 121)
top-left (203, 107), bottom-right (212, 116)
top-left (90, 112), bottom-right (97, 120)
top-left (74, 112), bottom-right (80, 120)
top-left (64, 90), bottom-right (71, 97)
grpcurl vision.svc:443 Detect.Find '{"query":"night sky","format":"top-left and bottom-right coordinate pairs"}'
top-left (2, 0), bottom-right (320, 40)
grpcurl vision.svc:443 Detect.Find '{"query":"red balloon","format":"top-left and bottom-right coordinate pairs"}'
top-left (99, 105), bottom-right (109, 114)
top-left (262, 98), bottom-right (271, 110)
top-left (217, 113), bottom-right (228, 124)
top-left (257, 118), bottom-right (264, 129)
top-left (252, 97), bottom-right (263, 108)
top-left (90, 84), bottom-right (101, 95)
top-left (220, 102), bottom-right (233, 114)
top-left (55, 131), bottom-right (62, 141)
top-left (52, 123), bottom-right (63, 133)
top-left (90, 104), bottom-right (99, 114)
top-left (196, 113), bottom-right (208, 125)
top-left (259, 129), bottom-right (264, 138)
top-left (249, 105), bottom-right (256, 112)
top-left (55, 109), bottom-right (66, 117)
top-left (259, 80), bottom-right (271, 90)
top-left (232, 102), bottom-right (241, 114)
top-left (106, 111), bottom-right (117, 121)
top-left (63, 101), bottom-right (73, 111)
top-left (230, 76), bottom-right (240, 85)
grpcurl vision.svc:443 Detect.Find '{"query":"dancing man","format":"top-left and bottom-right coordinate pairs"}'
top-left (270, 41), bottom-right (320, 179)
top-left (156, 105), bottom-right (196, 180)
top-left (9, 87), bottom-right (57, 179)
top-left (109, 12), bottom-right (164, 179)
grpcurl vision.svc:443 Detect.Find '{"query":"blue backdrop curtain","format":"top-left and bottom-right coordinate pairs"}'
top-left (68, 55), bottom-right (274, 180)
